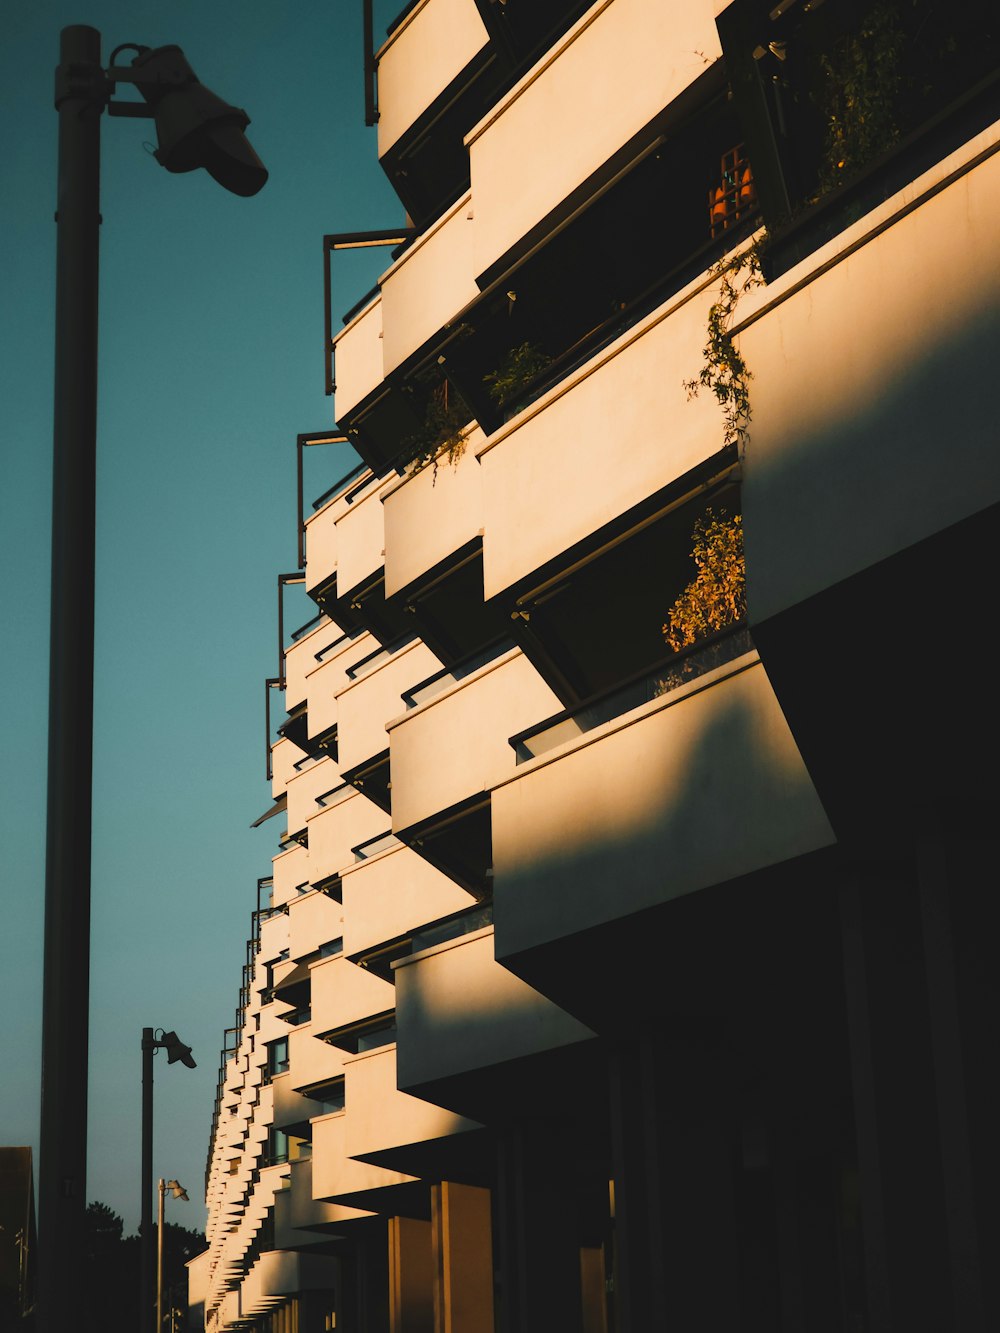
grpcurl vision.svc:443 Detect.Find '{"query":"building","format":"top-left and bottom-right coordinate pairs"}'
top-left (191, 1), bottom-right (1000, 1330)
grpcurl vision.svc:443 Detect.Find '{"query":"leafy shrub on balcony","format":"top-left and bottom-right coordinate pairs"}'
top-left (658, 510), bottom-right (746, 694)
top-left (483, 341), bottom-right (552, 414)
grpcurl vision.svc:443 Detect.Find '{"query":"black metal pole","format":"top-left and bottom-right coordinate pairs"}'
top-left (141, 1028), bottom-right (155, 1333)
top-left (38, 26), bottom-right (104, 1333)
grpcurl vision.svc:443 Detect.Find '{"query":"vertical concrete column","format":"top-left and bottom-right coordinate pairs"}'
top-left (609, 1033), bottom-right (740, 1332)
top-left (494, 1125), bottom-right (584, 1333)
top-left (839, 866), bottom-right (951, 1332)
top-left (431, 1181), bottom-right (495, 1333)
top-left (388, 1215), bottom-right (434, 1333)
top-left (916, 836), bottom-right (991, 1331)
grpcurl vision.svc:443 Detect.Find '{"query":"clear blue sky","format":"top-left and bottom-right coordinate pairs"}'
top-left (0, 1), bottom-right (401, 1234)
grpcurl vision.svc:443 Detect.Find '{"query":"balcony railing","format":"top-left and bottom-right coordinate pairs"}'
top-left (402, 637), bottom-right (512, 710)
top-left (510, 624), bottom-right (754, 763)
top-left (411, 901), bottom-right (493, 955)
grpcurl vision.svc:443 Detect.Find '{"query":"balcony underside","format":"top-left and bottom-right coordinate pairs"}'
top-left (751, 499), bottom-right (1000, 851)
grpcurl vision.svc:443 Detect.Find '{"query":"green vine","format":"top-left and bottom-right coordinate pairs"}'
top-left (483, 341), bottom-right (552, 410)
top-left (683, 240), bottom-right (764, 451)
top-left (401, 380), bottom-right (471, 476)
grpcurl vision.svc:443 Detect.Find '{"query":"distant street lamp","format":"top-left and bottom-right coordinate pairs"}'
top-left (141, 1030), bottom-right (197, 1333)
top-left (38, 27), bottom-right (264, 1333)
top-left (158, 1178), bottom-right (190, 1333)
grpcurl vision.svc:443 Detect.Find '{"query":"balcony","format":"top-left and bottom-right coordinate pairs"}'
top-left (311, 954), bottom-right (395, 1044)
top-left (332, 296), bottom-right (384, 423)
top-left (388, 646), bottom-right (561, 835)
top-left (289, 1028), bottom-right (345, 1095)
top-left (304, 627), bottom-right (375, 744)
top-left (476, 271), bottom-right (730, 603)
top-left (287, 889), bottom-right (343, 962)
top-left (283, 619), bottom-right (333, 712)
top-left (341, 841), bottom-right (475, 965)
top-left (306, 787), bottom-right (390, 888)
top-left (734, 119), bottom-right (1000, 841)
top-left (286, 757), bottom-right (338, 842)
top-left (337, 637), bottom-right (443, 785)
top-left (490, 650), bottom-right (835, 1025)
top-left (275, 1156), bottom-right (367, 1245)
top-left (394, 924), bottom-right (595, 1121)
top-left (271, 843), bottom-right (308, 907)
top-left (270, 737), bottom-right (300, 798)
top-left (312, 1110), bottom-right (415, 1205)
top-left (380, 194), bottom-right (479, 377)
top-left (376, 0), bottom-right (490, 160)
top-left (343, 1043), bottom-right (480, 1166)
top-left (466, 0), bottom-right (723, 280)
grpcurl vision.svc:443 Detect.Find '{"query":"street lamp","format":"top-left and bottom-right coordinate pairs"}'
top-left (38, 27), bottom-right (264, 1333)
top-left (158, 1178), bottom-right (189, 1333)
top-left (141, 1029), bottom-right (197, 1333)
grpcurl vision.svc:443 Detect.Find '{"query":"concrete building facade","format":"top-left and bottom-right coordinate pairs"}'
top-left (191, 1), bottom-right (1000, 1330)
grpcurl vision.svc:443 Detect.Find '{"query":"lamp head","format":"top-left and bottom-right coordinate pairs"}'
top-left (130, 45), bottom-right (268, 197)
top-left (166, 1180), bottom-right (189, 1201)
top-left (160, 1031), bottom-right (197, 1069)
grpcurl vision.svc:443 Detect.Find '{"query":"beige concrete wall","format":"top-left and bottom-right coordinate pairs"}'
top-left (337, 638), bottom-right (443, 775)
top-left (272, 843), bottom-right (309, 906)
top-left (492, 656), bottom-right (835, 956)
top-left (270, 737), bottom-right (300, 799)
top-left (286, 758), bottom-right (338, 839)
top-left (312, 1111), bottom-right (415, 1200)
top-left (311, 954), bottom-right (395, 1037)
top-left (475, 272), bottom-right (722, 600)
top-left (380, 194), bottom-right (479, 375)
top-left (375, 0), bottom-right (490, 157)
top-left (283, 620), bottom-right (333, 711)
top-left (332, 296), bottom-right (383, 421)
top-left (388, 648), bottom-right (561, 833)
top-left (394, 927), bottom-right (594, 1089)
top-left (288, 1026), bottom-right (345, 1092)
top-left (305, 630), bottom-right (376, 740)
top-left (343, 1045), bottom-right (479, 1160)
top-left (307, 788), bottom-right (389, 884)
top-left (740, 123), bottom-right (1000, 622)
top-left (335, 476), bottom-right (387, 598)
top-left (381, 432), bottom-right (483, 599)
top-left (341, 844), bottom-right (474, 959)
top-left (466, 0), bottom-right (722, 276)
top-left (287, 889), bottom-right (343, 961)
top-left (303, 503), bottom-right (338, 597)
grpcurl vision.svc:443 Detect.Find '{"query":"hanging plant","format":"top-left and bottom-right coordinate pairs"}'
top-left (401, 379), bottom-right (471, 476)
top-left (683, 241), bottom-right (764, 452)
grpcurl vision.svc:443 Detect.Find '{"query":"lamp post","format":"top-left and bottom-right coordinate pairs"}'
top-left (141, 1030), bottom-right (196, 1333)
top-left (158, 1178), bottom-right (189, 1333)
top-left (38, 28), bottom-right (264, 1333)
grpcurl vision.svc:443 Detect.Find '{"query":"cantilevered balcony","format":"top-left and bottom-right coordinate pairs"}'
top-left (332, 296), bottom-right (384, 424)
top-left (379, 194), bottom-right (479, 377)
top-left (337, 636), bottom-right (442, 805)
top-left (287, 888), bottom-right (342, 963)
top-left (288, 1026), bottom-right (345, 1096)
top-left (490, 648), bottom-right (834, 1028)
top-left (311, 954), bottom-right (395, 1048)
top-left (376, 0), bottom-right (490, 162)
top-left (476, 270), bottom-right (734, 604)
top-left (303, 626), bottom-right (374, 749)
top-left (388, 645), bottom-right (561, 892)
top-left (312, 1109), bottom-right (414, 1208)
top-left (737, 120), bottom-right (1000, 843)
top-left (285, 757), bottom-right (338, 843)
top-left (271, 843), bottom-right (308, 907)
top-left (394, 924), bottom-right (595, 1123)
top-left (306, 786), bottom-right (389, 890)
top-left (341, 841), bottom-right (475, 971)
top-left (342, 1043), bottom-right (481, 1169)
top-left (466, 0), bottom-right (723, 281)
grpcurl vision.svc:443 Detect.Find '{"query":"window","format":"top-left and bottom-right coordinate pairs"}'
top-left (267, 1128), bottom-right (288, 1166)
top-left (266, 1037), bottom-right (289, 1077)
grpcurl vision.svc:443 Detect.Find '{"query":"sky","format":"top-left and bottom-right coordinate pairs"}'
top-left (0, 1), bottom-right (403, 1235)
